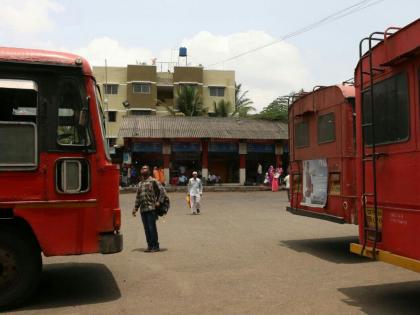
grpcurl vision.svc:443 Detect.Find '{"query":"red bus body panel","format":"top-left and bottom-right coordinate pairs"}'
top-left (289, 85), bottom-right (357, 224)
top-left (0, 47), bottom-right (121, 256)
top-left (354, 19), bottom-right (420, 260)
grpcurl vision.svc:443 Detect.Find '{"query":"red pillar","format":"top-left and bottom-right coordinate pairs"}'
top-left (239, 154), bottom-right (246, 169)
top-left (275, 154), bottom-right (282, 168)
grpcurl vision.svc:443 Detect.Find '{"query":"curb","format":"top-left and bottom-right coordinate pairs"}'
top-left (120, 185), bottom-right (283, 194)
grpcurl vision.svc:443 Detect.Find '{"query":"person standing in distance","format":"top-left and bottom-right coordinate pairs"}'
top-left (132, 165), bottom-right (166, 252)
top-left (284, 173), bottom-right (290, 201)
top-left (257, 162), bottom-right (263, 184)
top-left (188, 171), bottom-right (203, 215)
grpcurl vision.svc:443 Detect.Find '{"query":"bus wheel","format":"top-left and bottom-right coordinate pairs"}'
top-left (0, 226), bottom-right (42, 311)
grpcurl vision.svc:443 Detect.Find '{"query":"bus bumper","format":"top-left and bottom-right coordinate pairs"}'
top-left (350, 243), bottom-right (420, 273)
top-left (99, 232), bottom-right (123, 254)
top-left (286, 206), bottom-right (346, 224)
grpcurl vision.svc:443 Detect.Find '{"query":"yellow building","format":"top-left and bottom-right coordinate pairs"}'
top-left (93, 64), bottom-right (236, 155)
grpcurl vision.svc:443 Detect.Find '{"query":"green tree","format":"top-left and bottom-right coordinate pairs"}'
top-left (232, 83), bottom-right (255, 117)
top-left (175, 85), bottom-right (206, 116)
top-left (256, 89), bottom-right (306, 121)
top-left (212, 99), bottom-right (232, 117)
top-left (257, 96), bottom-right (290, 122)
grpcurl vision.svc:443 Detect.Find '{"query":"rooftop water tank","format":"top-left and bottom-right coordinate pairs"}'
top-left (179, 47), bottom-right (187, 57)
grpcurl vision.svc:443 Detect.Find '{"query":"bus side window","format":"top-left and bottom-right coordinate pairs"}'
top-left (317, 113), bottom-right (335, 144)
top-left (295, 120), bottom-right (309, 148)
top-left (0, 79), bottom-right (38, 169)
top-left (57, 79), bottom-right (91, 147)
top-left (362, 72), bottom-right (409, 145)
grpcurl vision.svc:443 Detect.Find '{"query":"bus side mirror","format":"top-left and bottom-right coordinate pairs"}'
top-left (79, 96), bottom-right (90, 127)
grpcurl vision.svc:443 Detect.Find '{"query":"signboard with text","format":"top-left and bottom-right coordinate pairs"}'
top-left (132, 142), bottom-right (162, 153)
top-left (209, 142), bottom-right (238, 153)
top-left (247, 143), bottom-right (274, 153)
top-left (172, 142), bottom-right (201, 152)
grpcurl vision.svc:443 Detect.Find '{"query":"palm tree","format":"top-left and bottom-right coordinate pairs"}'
top-left (212, 99), bottom-right (232, 117)
top-left (232, 83), bottom-right (255, 117)
top-left (175, 85), bottom-right (206, 116)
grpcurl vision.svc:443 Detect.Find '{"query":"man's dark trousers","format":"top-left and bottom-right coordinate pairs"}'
top-left (141, 211), bottom-right (159, 250)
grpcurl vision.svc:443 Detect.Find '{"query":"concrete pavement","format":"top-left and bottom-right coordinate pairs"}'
top-left (10, 191), bottom-right (420, 315)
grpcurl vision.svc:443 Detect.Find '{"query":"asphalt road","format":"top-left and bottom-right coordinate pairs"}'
top-left (9, 191), bottom-right (420, 315)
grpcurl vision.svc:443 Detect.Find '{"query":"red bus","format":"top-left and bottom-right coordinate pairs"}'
top-left (0, 47), bottom-right (122, 309)
top-left (287, 84), bottom-right (357, 224)
top-left (350, 19), bottom-right (420, 271)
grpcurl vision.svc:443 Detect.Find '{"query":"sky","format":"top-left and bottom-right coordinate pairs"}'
top-left (0, 0), bottom-right (418, 111)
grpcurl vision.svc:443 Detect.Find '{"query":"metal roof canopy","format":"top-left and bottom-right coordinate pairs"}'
top-left (119, 116), bottom-right (288, 140)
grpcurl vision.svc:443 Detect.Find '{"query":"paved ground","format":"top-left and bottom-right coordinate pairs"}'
top-left (9, 192), bottom-right (420, 315)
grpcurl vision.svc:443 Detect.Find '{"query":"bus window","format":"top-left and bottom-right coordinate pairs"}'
top-left (317, 113), bottom-right (335, 144)
top-left (0, 79), bottom-right (37, 168)
top-left (362, 72), bottom-right (409, 145)
top-left (295, 120), bottom-right (309, 148)
top-left (57, 79), bottom-right (91, 146)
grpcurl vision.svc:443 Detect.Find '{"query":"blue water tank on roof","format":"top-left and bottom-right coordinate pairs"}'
top-left (179, 47), bottom-right (187, 57)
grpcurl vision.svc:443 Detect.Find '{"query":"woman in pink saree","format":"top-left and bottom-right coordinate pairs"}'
top-left (272, 167), bottom-right (281, 192)
top-left (268, 165), bottom-right (274, 185)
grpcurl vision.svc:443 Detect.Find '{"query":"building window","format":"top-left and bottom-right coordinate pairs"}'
top-left (362, 72), bottom-right (409, 146)
top-left (108, 111), bottom-right (117, 122)
top-left (108, 138), bottom-right (117, 147)
top-left (209, 86), bottom-right (225, 97)
top-left (295, 120), bottom-right (309, 148)
top-left (132, 83), bottom-right (151, 94)
top-left (317, 113), bottom-right (335, 144)
top-left (104, 84), bottom-right (119, 95)
top-left (130, 109), bottom-right (154, 116)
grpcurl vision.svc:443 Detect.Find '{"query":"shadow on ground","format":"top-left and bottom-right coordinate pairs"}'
top-left (17, 263), bottom-right (121, 312)
top-left (132, 248), bottom-right (168, 253)
top-left (339, 280), bottom-right (420, 315)
top-left (280, 236), bottom-right (370, 264)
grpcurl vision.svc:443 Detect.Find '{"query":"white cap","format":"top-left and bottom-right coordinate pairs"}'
top-left (192, 171), bottom-right (198, 175)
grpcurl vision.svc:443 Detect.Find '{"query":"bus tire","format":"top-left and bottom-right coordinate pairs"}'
top-left (0, 225), bottom-right (42, 311)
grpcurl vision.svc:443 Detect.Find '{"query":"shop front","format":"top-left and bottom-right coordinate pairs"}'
top-left (246, 142), bottom-right (276, 183)
top-left (118, 116), bottom-right (288, 186)
top-left (170, 141), bottom-right (201, 181)
top-left (208, 141), bottom-right (239, 183)
top-left (131, 141), bottom-right (163, 169)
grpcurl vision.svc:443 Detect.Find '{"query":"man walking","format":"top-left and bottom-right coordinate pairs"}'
top-left (132, 165), bottom-right (166, 252)
top-left (188, 171), bottom-right (203, 215)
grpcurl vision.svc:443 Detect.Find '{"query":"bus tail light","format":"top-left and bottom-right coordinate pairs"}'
top-left (329, 173), bottom-right (341, 195)
top-left (292, 174), bottom-right (302, 192)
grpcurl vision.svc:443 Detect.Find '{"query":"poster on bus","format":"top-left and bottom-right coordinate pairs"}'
top-left (300, 159), bottom-right (328, 208)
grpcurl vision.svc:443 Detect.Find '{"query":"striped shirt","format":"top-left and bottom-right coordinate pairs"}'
top-left (134, 177), bottom-right (166, 213)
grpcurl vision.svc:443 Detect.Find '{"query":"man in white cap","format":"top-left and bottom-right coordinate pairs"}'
top-left (188, 171), bottom-right (203, 214)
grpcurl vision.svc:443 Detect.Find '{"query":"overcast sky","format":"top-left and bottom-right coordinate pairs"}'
top-left (1, 0), bottom-right (418, 111)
